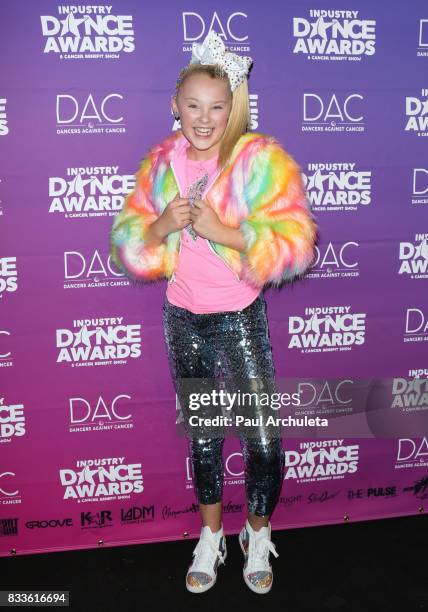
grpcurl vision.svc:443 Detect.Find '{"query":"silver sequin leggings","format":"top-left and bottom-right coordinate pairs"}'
top-left (162, 293), bottom-right (285, 517)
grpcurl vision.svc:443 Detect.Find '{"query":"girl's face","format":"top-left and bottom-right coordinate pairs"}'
top-left (172, 72), bottom-right (232, 161)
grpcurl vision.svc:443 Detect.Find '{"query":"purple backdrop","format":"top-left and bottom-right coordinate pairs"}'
top-left (0, 1), bottom-right (427, 557)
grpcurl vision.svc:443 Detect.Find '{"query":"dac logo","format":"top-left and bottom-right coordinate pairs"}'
top-left (404, 307), bottom-right (428, 344)
top-left (302, 93), bottom-right (365, 132)
top-left (63, 250), bottom-right (129, 289)
top-left (56, 93), bottom-right (125, 135)
top-left (310, 241), bottom-right (359, 279)
top-left (69, 394), bottom-right (134, 433)
top-left (182, 11), bottom-right (249, 45)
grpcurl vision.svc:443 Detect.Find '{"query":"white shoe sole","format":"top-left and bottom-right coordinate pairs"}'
top-left (186, 545), bottom-right (228, 593)
top-left (239, 531), bottom-right (273, 594)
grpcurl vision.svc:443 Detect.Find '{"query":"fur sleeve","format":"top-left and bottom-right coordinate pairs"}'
top-left (238, 140), bottom-right (318, 288)
top-left (110, 155), bottom-right (166, 282)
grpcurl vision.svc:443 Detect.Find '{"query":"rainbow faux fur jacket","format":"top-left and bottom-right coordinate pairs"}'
top-left (110, 130), bottom-right (318, 289)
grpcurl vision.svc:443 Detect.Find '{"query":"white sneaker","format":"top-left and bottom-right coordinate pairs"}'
top-left (186, 524), bottom-right (227, 593)
top-left (239, 519), bottom-right (279, 594)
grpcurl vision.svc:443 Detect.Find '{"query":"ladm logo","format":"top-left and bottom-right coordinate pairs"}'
top-left (309, 241), bottom-right (359, 279)
top-left (0, 257), bottom-right (17, 296)
top-left (412, 168), bottom-right (428, 205)
top-left (59, 456), bottom-right (144, 502)
top-left (418, 19), bottom-right (428, 56)
top-left (292, 9), bottom-right (376, 61)
top-left (63, 249), bottom-right (129, 290)
top-left (288, 305), bottom-right (366, 353)
top-left (0, 330), bottom-right (13, 368)
top-left (69, 394), bottom-right (134, 433)
top-left (404, 307), bottom-right (428, 344)
top-left (48, 165), bottom-right (134, 218)
top-left (302, 92), bottom-right (365, 133)
top-left (284, 439), bottom-right (359, 483)
top-left (121, 505), bottom-right (155, 524)
top-left (182, 11), bottom-right (250, 51)
top-left (405, 89), bottom-right (428, 136)
top-left (56, 93), bottom-right (126, 135)
top-left (398, 233), bottom-right (428, 278)
top-left (40, 6), bottom-right (135, 59)
top-left (304, 162), bottom-right (372, 212)
top-left (0, 398), bottom-right (26, 442)
top-left (0, 99), bottom-right (8, 135)
top-left (55, 316), bottom-right (141, 367)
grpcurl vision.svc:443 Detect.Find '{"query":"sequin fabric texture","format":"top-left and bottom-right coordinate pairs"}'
top-left (162, 293), bottom-right (285, 516)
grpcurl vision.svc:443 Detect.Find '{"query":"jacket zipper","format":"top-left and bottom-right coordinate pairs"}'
top-left (169, 159), bottom-right (241, 282)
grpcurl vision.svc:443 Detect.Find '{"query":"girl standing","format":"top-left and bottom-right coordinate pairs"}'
top-left (110, 30), bottom-right (318, 594)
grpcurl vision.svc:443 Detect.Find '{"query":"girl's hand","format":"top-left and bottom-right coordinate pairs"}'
top-left (190, 199), bottom-right (224, 240)
top-left (157, 194), bottom-right (192, 237)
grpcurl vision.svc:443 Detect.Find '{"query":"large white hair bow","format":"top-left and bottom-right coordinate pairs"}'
top-left (190, 30), bottom-right (253, 92)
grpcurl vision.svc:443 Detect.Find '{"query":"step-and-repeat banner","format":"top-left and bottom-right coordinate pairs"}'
top-left (1, 1), bottom-right (427, 557)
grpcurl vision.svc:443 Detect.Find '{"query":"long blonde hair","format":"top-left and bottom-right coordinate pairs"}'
top-left (174, 63), bottom-right (251, 170)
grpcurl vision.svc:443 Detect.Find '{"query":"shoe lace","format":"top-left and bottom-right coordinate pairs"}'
top-left (191, 534), bottom-right (226, 573)
top-left (248, 535), bottom-right (279, 573)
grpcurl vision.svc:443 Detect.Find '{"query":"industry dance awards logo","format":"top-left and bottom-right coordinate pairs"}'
top-left (59, 457), bottom-right (144, 502)
top-left (412, 167), bottom-right (428, 206)
top-left (48, 165), bottom-right (134, 218)
top-left (40, 6), bottom-right (135, 59)
top-left (68, 394), bottom-right (134, 434)
top-left (302, 91), bottom-right (365, 132)
top-left (405, 89), bottom-right (428, 136)
top-left (389, 370), bottom-right (428, 414)
top-left (308, 240), bottom-right (360, 280)
top-left (403, 306), bottom-right (428, 344)
top-left (292, 9), bottom-right (376, 61)
top-left (303, 161), bottom-right (372, 212)
top-left (0, 98), bottom-right (8, 135)
top-left (0, 398), bottom-right (26, 443)
top-left (0, 257), bottom-right (18, 297)
top-left (398, 233), bottom-right (428, 278)
top-left (55, 316), bottom-right (141, 367)
top-left (55, 92), bottom-right (126, 135)
top-left (284, 439), bottom-right (360, 483)
top-left (288, 305), bottom-right (366, 353)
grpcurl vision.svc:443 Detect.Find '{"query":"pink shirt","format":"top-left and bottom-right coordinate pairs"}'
top-left (166, 142), bottom-right (260, 314)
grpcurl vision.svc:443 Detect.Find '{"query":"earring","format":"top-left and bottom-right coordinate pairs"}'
top-left (174, 114), bottom-right (180, 121)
